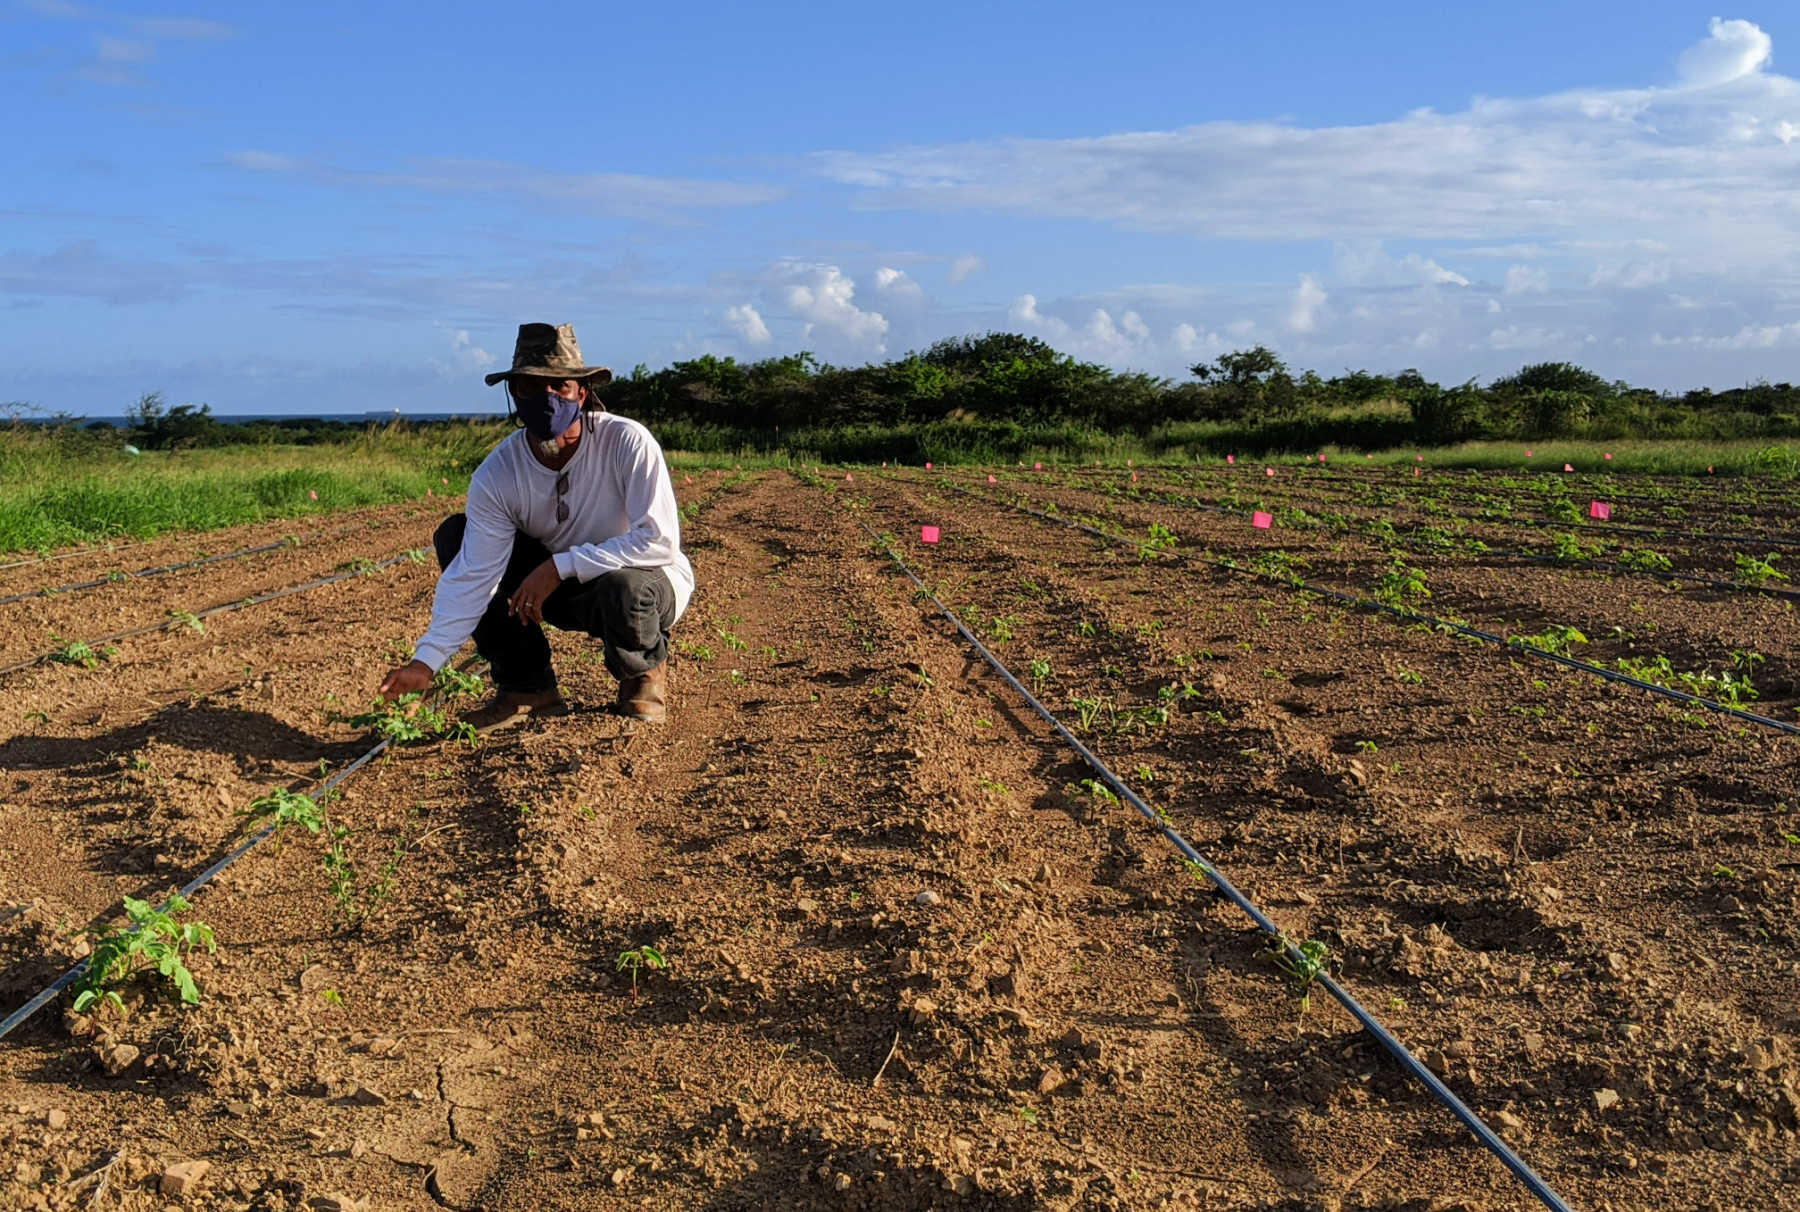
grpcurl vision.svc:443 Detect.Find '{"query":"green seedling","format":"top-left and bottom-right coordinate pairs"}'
top-left (403, 547), bottom-right (429, 564)
top-left (1396, 667), bottom-right (1425, 685)
top-left (167, 608), bottom-right (206, 634)
top-left (616, 944), bottom-right (669, 997)
top-left (433, 666), bottom-right (485, 699)
top-left (1510, 624), bottom-right (1588, 657)
top-left (50, 639), bottom-right (116, 669)
top-left (1068, 778), bottom-right (1119, 819)
top-left (244, 787), bottom-right (327, 833)
top-left (347, 693), bottom-right (448, 743)
top-left (1372, 560), bottom-right (1429, 609)
top-left (71, 894), bottom-right (216, 1015)
top-left (1027, 658), bottom-right (1052, 687)
top-left (341, 556), bottom-right (377, 573)
top-left (1734, 552), bottom-right (1787, 584)
top-left (1617, 548), bottom-right (1673, 573)
top-left (1260, 935), bottom-right (1330, 1015)
top-left (1355, 739), bottom-right (1379, 754)
top-left (1076, 620), bottom-right (1096, 638)
top-left (986, 616), bottom-right (1015, 643)
top-left (1138, 522), bottom-right (1177, 558)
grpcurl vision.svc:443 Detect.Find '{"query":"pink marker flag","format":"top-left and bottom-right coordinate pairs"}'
top-left (987, 474), bottom-right (997, 483)
top-left (1318, 454), bottom-right (1326, 463)
top-left (426, 488), bottom-right (433, 497)
top-left (1525, 450), bottom-right (1534, 458)
top-left (1708, 465), bottom-right (1715, 473)
top-left (1127, 458), bottom-right (1134, 467)
top-left (683, 475), bottom-right (693, 484)
top-left (1226, 454), bottom-right (1236, 465)
top-left (844, 473), bottom-right (853, 482)
top-left (1589, 501), bottom-right (1611, 520)
top-left (920, 525), bottom-right (940, 544)
top-left (1265, 467), bottom-right (1275, 477)
top-left (1414, 466), bottom-right (1422, 477)
top-left (441, 477), bottom-right (448, 484)
top-left (308, 490), bottom-right (318, 500)
top-left (1365, 454), bottom-right (1372, 460)
top-left (1034, 462), bottom-right (1043, 470)
top-left (1415, 455), bottom-right (1423, 462)
top-left (1563, 463), bottom-right (1574, 472)
top-left (1131, 472), bottom-right (1138, 483)
top-left (925, 461), bottom-right (933, 469)
top-left (1604, 452), bottom-right (1613, 460)
top-left (1252, 511), bottom-right (1274, 529)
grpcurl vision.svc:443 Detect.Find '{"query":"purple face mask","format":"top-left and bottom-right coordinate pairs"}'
top-left (515, 386), bottom-right (583, 442)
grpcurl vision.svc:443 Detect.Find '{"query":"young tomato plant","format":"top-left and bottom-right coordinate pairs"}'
top-left (72, 894), bottom-right (216, 1015)
top-left (616, 944), bottom-right (669, 997)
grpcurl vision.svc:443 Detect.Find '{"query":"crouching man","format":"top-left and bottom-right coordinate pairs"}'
top-left (377, 322), bottom-right (693, 728)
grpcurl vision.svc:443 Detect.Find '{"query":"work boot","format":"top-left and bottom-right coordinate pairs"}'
top-left (615, 664), bottom-right (667, 723)
top-left (461, 688), bottom-right (569, 734)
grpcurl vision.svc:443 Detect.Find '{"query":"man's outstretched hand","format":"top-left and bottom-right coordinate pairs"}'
top-left (378, 659), bottom-right (433, 701)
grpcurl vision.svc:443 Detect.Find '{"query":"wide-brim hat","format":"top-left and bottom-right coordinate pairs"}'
top-left (483, 322), bottom-right (614, 387)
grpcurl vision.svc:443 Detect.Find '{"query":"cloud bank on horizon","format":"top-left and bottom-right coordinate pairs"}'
top-left (3, 14), bottom-right (1799, 412)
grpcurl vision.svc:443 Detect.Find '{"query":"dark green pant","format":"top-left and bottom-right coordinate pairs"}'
top-left (433, 513), bottom-right (675, 693)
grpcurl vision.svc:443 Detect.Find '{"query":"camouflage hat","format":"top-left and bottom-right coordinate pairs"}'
top-left (483, 322), bottom-right (614, 387)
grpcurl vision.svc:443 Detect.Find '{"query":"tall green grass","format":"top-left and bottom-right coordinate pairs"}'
top-left (0, 421), bottom-right (504, 555)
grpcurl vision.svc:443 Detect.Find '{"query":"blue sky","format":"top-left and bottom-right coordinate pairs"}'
top-left (3, 2), bottom-right (1798, 416)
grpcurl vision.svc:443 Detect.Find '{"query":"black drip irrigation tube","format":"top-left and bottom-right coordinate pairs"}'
top-left (845, 510), bottom-right (1575, 1212)
top-left (0, 662), bottom-right (482, 1042)
top-left (912, 475), bottom-right (1800, 740)
top-left (1036, 476), bottom-right (1800, 605)
top-left (0, 539), bottom-right (295, 608)
top-left (0, 549), bottom-right (423, 678)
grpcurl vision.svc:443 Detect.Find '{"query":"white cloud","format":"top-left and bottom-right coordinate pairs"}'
top-left (814, 18), bottom-right (1800, 283)
top-left (1504, 265), bottom-right (1549, 294)
top-left (1402, 254), bottom-right (1468, 287)
top-left (450, 328), bottom-right (495, 372)
top-left (1286, 274), bottom-right (1327, 333)
top-left (873, 266), bottom-right (923, 299)
top-left (724, 303), bottom-right (771, 346)
top-left (946, 254), bottom-right (985, 283)
top-left (1676, 17), bottom-right (1772, 88)
top-left (776, 262), bottom-right (888, 353)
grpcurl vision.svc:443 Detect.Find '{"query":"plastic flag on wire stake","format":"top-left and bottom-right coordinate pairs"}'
top-left (1252, 511), bottom-right (1274, 530)
top-left (920, 526), bottom-right (940, 544)
top-left (1590, 501), bottom-right (1611, 520)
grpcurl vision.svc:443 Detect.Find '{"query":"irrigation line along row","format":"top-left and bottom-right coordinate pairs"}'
top-left (841, 510), bottom-right (1574, 1212)
top-left (0, 538), bottom-right (297, 607)
top-left (1002, 471), bottom-right (1800, 604)
top-left (911, 474), bottom-right (1800, 740)
top-left (0, 549), bottom-right (423, 678)
top-left (0, 664), bottom-right (482, 1043)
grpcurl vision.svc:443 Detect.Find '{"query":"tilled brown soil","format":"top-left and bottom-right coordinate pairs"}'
top-left (1, 470), bottom-right (1795, 1212)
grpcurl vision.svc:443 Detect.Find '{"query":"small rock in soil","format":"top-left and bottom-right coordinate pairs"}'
top-left (909, 996), bottom-right (938, 1024)
top-left (915, 890), bottom-right (942, 907)
top-left (43, 1109), bottom-right (66, 1130)
top-left (1594, 1088), bottom-right (1620, 1112)
top-left (160, 1159), bottom-right (211, 1197)
top-left (97, 1043), bottom-right (139, 1076)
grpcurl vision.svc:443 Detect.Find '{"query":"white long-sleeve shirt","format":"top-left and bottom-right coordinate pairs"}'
top-left (412, 411), bottom-right (694, 671)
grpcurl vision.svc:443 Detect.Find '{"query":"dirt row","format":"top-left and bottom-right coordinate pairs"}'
top-left (0, 469), bottom-right (1792, 1211)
